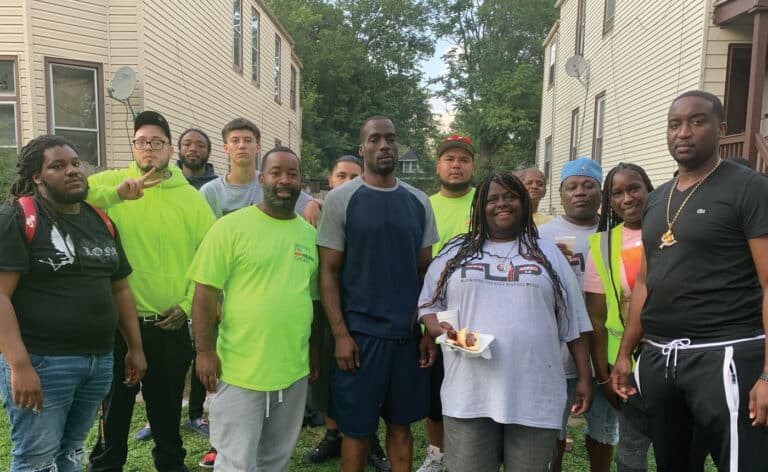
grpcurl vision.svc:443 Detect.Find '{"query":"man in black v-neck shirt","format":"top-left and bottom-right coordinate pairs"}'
top-left (0, 135), bottom-right (146, 471)
top-left (611, 91), bottom-right (768, 471)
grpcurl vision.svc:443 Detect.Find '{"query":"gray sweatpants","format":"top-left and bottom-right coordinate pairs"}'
top-left (210, 377), bottom-right (308, 472)
top-left (444, 416), bottom-right (558, 472)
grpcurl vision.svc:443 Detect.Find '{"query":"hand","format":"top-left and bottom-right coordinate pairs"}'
top-left (571, 375), bottom-right (593, 416)
top-left (749, 378), bottom-right (768, 426)
top-left (419, 334), bottom-right (437, 368)
top-left (610, 355), bottom-right (637, 401)
top-left (196, 350), bottom-right (221, 393)
top-left (303, 199), bottom-right (322, 227)
top-left (116, 167), bottom-right (161, 200)
top-left (124, 348), bottom-right (147, 387)
top-left (155, 305), bottom-right (187, 331)
top-left (10, 363), bottom-right (43, 412)
top-left (334, 333), bottom-right (359, 373)
top-left (555, 243), bottom-right (574, 260)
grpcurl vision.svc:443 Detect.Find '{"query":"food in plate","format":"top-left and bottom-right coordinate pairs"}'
top-left (446, 327), bottom-right (480, 351)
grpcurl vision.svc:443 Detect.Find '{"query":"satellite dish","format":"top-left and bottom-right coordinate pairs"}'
top-left (564, 55), bottom-right (587, 78)
top-left (110, 66), bottom-right (136, 100)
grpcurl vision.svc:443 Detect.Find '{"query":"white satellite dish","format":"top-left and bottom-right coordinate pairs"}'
top-left (109, 66), bottom-right (136, 101)
top-left (564, 55), bottom-right (588, 78)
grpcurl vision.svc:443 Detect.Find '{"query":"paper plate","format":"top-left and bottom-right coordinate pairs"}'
top-left (437, 333), bottom-right (495, 359)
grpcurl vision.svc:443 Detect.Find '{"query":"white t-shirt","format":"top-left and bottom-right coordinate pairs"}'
top-left (418, 238), bottom-right (585, 429)
top-left (538, 216), bottom-right (597, 378)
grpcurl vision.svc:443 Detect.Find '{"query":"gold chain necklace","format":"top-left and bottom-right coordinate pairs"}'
top-left (660, 159), bottom-right (721, 249)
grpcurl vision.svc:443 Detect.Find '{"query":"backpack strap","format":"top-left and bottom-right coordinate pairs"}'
top-left (85, 203), bottom-right (115, 238)
top-left (16, 196), bottom-right (38, 244)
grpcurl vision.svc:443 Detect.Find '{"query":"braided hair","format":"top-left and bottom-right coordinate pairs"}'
top-left (596, 163), bottom-right (653, 325)
top-left (422, 171), bottom-right (567, 324)
top-left (597, 163), bottom-right (654, 232)
top-left (7, 135), bottom-right (84, 243)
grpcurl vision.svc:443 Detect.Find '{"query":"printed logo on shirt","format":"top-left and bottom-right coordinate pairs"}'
top-left (462, 263), bottom-right (542, 282)
top-left (697, 208), bottom-right (706, 214)
top-left (294, 243), bottom-right (315, 264)
top-left (39, 226), bottom-right (75, 271)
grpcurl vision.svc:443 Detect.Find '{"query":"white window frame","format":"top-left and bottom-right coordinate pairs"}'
top-left (274, 35), bottom-right (282, 103)
top-left (0, 57), bottom-right (20, 152)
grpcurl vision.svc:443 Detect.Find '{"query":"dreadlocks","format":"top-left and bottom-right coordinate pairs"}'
top-left (597, 163), bottom-right (654, 232)
top-left (423, 171), bottom-right (567, 324)
top-left (596, 163), bottom-right (653, 326)
top-left (7, 134), bottom-right (77, 202)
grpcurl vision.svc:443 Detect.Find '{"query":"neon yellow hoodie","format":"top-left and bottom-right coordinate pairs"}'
top-left (87, 162), bottom-right (215, 316)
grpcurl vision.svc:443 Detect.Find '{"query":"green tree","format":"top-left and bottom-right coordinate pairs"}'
top-left (434, 0), bottom-right (557, 171)
top-left (264, 0), bottom-right (437, 178)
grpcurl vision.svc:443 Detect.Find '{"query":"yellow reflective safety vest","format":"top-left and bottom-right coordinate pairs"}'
top-left (587, 223), bottom-right (626, 365)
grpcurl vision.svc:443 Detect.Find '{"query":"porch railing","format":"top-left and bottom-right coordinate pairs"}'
top-left (720, 133), bottom-right (745, 158)
top-left (756, 133), bottom-right (768, 174)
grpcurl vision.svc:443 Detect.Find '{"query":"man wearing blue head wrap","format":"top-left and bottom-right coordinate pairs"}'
top-left (539, 157), bottom-right (619, 472)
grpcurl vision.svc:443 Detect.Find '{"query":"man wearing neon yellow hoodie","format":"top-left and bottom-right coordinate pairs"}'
top-left (86, 111), bottom-right (216, 472)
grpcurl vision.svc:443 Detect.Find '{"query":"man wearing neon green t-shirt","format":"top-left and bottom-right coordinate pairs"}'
top-left (417, 134), bottom-right (476, 472)
top-left (188, 146), bottom-right (320, 471)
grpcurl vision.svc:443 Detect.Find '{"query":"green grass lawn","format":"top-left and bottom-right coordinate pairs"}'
top-left (0, 402), bottom-right (717, 471)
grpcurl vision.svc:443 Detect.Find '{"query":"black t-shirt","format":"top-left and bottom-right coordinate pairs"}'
top-left (0, 199), bottom-right (132, 355)
top-left (641, 160), bottom-right (768, 342)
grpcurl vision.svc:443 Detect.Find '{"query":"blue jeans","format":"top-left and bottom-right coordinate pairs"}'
top-left (0, 352), bottom-right (113, 472)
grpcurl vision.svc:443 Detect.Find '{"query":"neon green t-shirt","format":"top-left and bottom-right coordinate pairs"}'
top-left (430, 189), bottom-right (475, 257)
top-left (187, 206), bottom-right (319, 391)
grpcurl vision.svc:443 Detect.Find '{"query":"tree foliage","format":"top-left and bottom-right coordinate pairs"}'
top-left (265, 0), bottom-right (437, 179)
top-left (433, 0), bottom-right (557, 172)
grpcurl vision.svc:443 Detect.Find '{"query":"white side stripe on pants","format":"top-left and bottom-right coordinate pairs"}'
top-left (722, 346), bottom-right (739, 472)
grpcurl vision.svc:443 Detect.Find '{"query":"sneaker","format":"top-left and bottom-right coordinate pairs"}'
top-left (302, 431), bottom-right (341, 464)
top-left (416, 454), bottom-right (446, 472)
top-left (133, 424), bottom-right (152, 441)
top-left (183, 417), bottom-right (210, 437)
top-left (198, 448), bottom-right (216, 469)
top-left (367, 437), bottom-right (391, 471)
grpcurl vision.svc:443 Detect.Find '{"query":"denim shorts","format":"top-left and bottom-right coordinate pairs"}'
top-left (559, 377), bottom-right (619, 445)
top-left (0, 352), bottom-right (113, 472)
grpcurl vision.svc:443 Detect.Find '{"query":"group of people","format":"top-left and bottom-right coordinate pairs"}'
top-left (0, 89), bottom-right (767, 472)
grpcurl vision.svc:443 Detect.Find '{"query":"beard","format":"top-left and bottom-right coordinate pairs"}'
top-left (180, 153), bottom-right (208, 171)
top-left (139, 159), bottom-right (169, 174)
top-left (439, 178), bottom-right (472, 193)
top-left (262, 184), bottom-right (300, 213)
top-left (41, 179), bottom-right (89, 205)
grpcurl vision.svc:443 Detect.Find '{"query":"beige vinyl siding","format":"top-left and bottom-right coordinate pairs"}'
top-left (139, 0), bottom-right (302, 174)
top-left (1, 1), bottom-right (30, 144)
top-left (3, 0), bottom-right (300, 172)
top-left (27, 0), bottom-right (109, 165)
top-left (537, 0), bottom-right (708, 215)
top-left (701, 16), bottom-right (753, 100)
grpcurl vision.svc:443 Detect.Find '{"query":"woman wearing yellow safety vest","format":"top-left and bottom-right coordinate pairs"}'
top-left (583, 163), bottom-right (652, 472)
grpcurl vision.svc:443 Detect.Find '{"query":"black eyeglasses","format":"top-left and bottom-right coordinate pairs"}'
top-left (132, 139), bottom-right (168, 151)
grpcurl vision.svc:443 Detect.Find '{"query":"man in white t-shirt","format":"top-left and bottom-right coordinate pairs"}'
top-left (539, 157), bottom-right (618, 472)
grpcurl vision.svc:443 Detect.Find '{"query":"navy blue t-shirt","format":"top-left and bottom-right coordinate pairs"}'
top-left (317, 177), bottom-right (439, 338)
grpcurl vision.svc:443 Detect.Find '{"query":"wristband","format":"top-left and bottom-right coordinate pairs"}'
top-left (759, 372), bottom-right (768, 383)
top-left (597, 377), bottom-right (611, 385)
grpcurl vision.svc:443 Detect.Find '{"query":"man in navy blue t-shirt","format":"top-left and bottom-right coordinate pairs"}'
top-left (317, 115), bottom-right (439, 472)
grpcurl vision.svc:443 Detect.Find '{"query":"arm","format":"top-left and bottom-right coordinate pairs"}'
top-left (87, 167), bottom-right (160, 208)
top-left (585, 291), bottom-right (618, 410)
top-left (611, 252), bottom-right (647, 400)
top-left (748, 236), bottom-right (768, 426)
top-left (309, 301), bottom-right (322, 383)
top-left (567, 336), bottom-right (594, 416)
top-left (319, 246), bottom-right (358, 373)
top-left (191, 282), bottom-right (221, 393)
top-left (303, 199), bottom-right (322, 227)
top-left (0, 272), bottom-right (42, 411)
top-left (111, 278), bottom-right (146, 386)
top-left (417, 246), bottom-right (436, 367)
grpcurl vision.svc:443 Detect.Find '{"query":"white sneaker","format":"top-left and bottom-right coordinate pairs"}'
top-left (416, 454), bottom-right (446, 472)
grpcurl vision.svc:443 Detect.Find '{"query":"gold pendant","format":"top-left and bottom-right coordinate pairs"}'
top-left (659, 229), bottom-right (677, 249)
